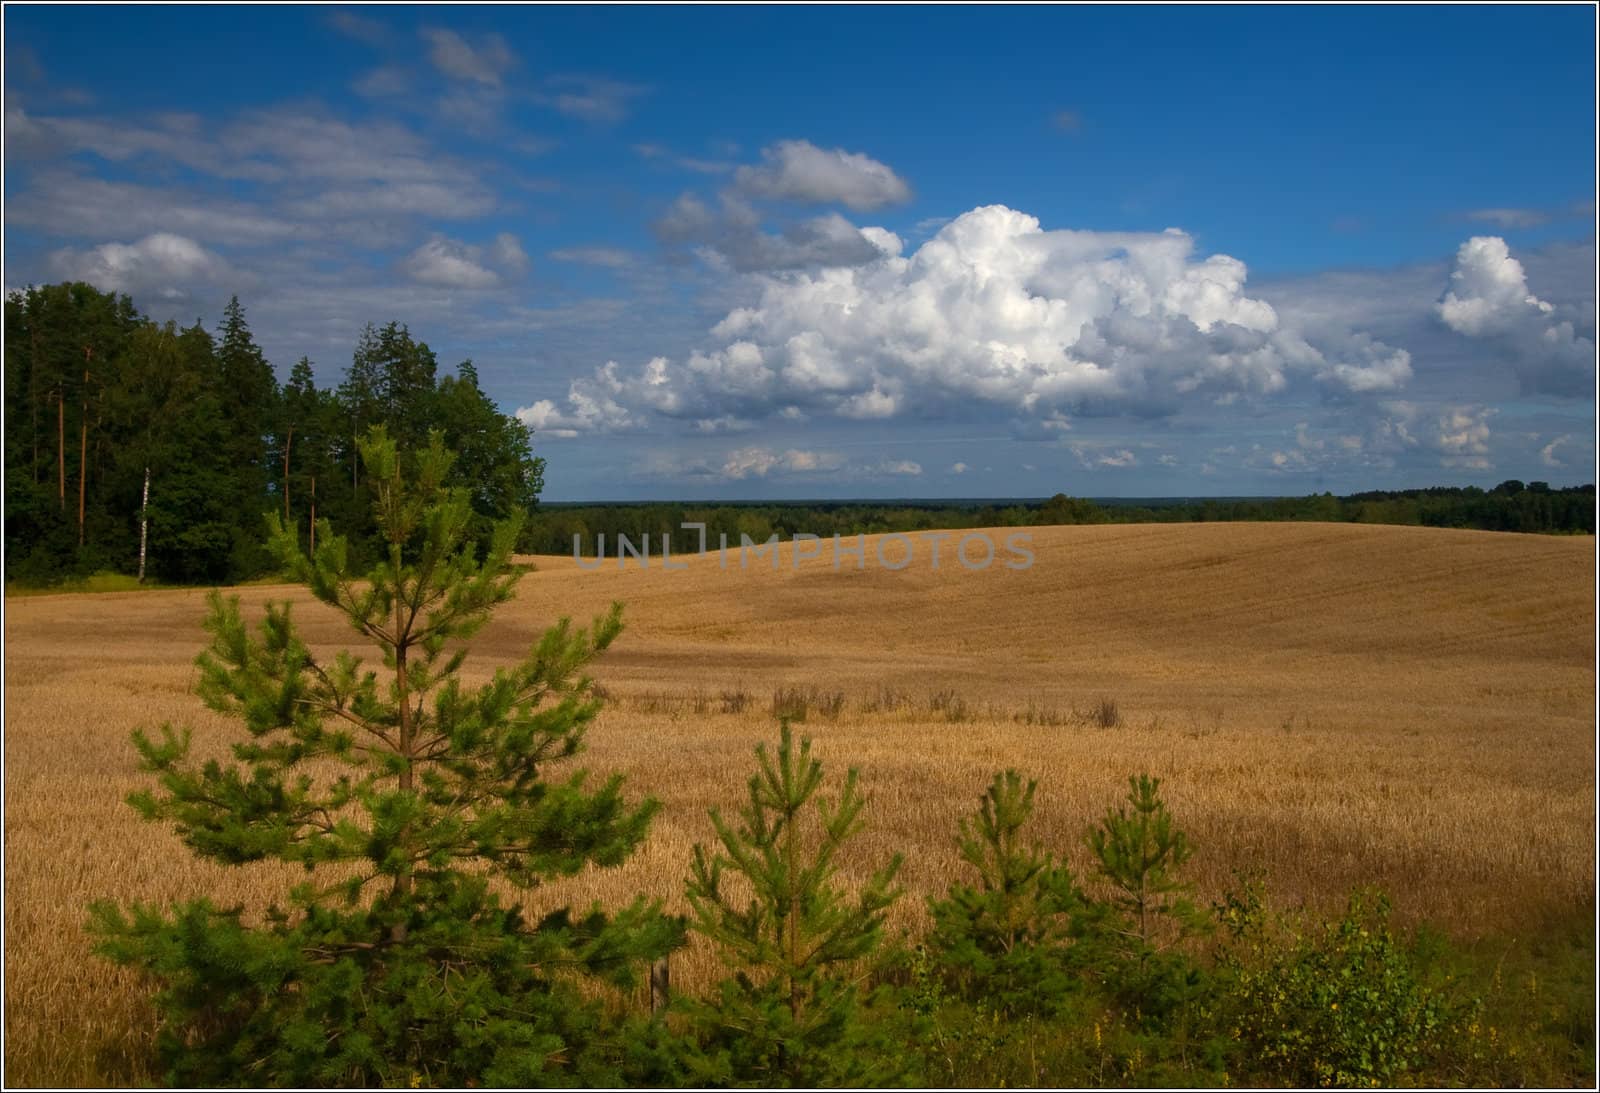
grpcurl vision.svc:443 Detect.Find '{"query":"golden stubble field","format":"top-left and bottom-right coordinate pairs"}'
top-left (3, 521), bottom-right (1596, 1083)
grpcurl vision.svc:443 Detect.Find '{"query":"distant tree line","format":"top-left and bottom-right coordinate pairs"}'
top-left (3, 282), bottom-right (544, 585)
top-left (529, 481), bottom-right (1594, 557)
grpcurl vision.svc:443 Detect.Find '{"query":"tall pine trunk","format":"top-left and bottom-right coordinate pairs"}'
top-left (57, 393), bottom-right (65, 512)
top-left (390, 590), bottom-right (414, 942)
top-left (282, 424), bottom-right (294, 527)
top-left (29, 328), bottom-right (41, 485)
top-left (78, 359), bottom-right (90, 548)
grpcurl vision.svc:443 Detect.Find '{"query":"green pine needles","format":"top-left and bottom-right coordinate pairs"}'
top-left (927, 769), bottom-right (1087, 1016)
top-left (1085, 773), bottom-right (1208, 1017)
top-left (681, 722), bottom-right (904, 1086)
top-left (1088, 773), bottom-right (1203, 965)
top-left (88, 427), bottom-right (682, 1087)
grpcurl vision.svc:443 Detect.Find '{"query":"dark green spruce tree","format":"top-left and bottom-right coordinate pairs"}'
top-left (679, 723), bottom-right (904, 1087)
top-left (89, 427), bottom-right (683, 1087)
top-left (275, 356), bottom-right (335, 553)
top-left (215, 296), bottom-right (280, 576)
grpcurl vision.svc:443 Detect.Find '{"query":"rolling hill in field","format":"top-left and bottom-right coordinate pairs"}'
top-left (3, 522), bottom-right (1594, 1084)
top-left (504, 521), bottom-right (1595, 728)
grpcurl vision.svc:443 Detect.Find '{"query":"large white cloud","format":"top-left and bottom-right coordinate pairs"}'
top-left (1436, 235), bottom-right (1594, 397)
top-left (1438, 236), bottom-right (1554, 336)
top-left (732, 139), bottom-right (911, 210)
top-left (542, 204), bottom-right (1414, 433)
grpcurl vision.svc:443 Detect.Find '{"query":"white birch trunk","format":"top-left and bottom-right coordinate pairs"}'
top-left (137, 465), bottom-right (150, 584)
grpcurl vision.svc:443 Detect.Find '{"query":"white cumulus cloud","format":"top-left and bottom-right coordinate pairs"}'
top-left (548, 204), bottom-right (1415, 433)
top-left (1436, 235), bottom-right (1595, 396)
top-left (1438, 236), bottom-right (1554, 336)
top-left (48, 232), bottom-right (231, 298)
top-left (516, 360), bottom-right (637, 437)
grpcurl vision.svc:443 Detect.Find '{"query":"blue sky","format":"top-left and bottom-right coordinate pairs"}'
top-left (4, 4), bottom-right (1595, 500)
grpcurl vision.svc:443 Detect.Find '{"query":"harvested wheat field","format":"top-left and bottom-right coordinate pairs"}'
top-left (3, 521), bottom-right (1595, 1083)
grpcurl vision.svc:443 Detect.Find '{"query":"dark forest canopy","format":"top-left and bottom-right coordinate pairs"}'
top-left (4, 282), bottom-right (544, 585)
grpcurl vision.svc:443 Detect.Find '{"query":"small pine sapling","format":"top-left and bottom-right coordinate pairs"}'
top-left (682, 722), bottom-right (903, 1087)
top-left (1085, 773), bottom-right (1209, 1017)
top-left (927, 769), bottom-right (1087, 1015)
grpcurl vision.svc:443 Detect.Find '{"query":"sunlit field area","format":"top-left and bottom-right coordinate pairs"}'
top-left (4, 521), bottom-right (1593, 1084)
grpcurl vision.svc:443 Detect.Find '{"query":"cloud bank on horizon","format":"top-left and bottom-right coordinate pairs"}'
top-left (522, 203), bottom-right (1432, 434)
top-left (3, 5), bottom-right (1594, 497)
top-left (520, 204), bottom-right (1592, 486)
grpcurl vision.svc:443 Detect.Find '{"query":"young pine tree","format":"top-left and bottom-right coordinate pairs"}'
top-left (1085, 773), bottom-right (1207, 1015)
top-left (681, 723), bottom-right (903, 1087)
top-left (89, 427), bottom-right (682, 1087)
top-left (927, 769), bottom-right (1086, 1015)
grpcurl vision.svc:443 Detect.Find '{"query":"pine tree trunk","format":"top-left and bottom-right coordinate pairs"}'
top-left (29, 328), bottom-right (40, 485)
top-left (309, 475), bottom-right (316, 554)
top-left (1136, 873), bottom-right (1148, 969)
top-left (282, 424), bottom-right (294, 527)
top-left (787, 805), bottom-right (801, 1023)
top-left (57, 394), bottom-right (65, 512)
top-left (138, 466), bottom-right (150, 584)
top-left (649, 957), bottom-right (671, 1014)
top-left (77, 358), bottom-right (91, 548)
top-left (391, 592), bottom-right (414, 941)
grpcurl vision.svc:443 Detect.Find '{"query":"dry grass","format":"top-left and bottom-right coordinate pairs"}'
top-left (3, 521), bottom-right (1594, 1084)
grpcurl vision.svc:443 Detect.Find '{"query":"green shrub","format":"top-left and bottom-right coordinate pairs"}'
top-left (1218, 885), bottom-right (1448, 1087)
